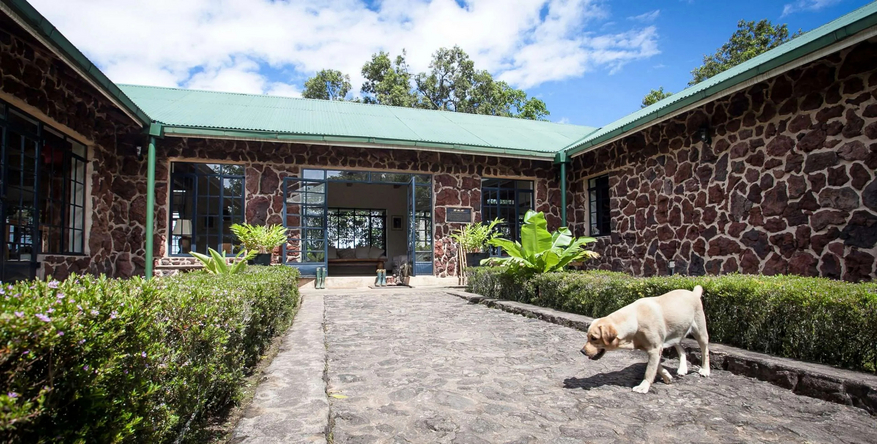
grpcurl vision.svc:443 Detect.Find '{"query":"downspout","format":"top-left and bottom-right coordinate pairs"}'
top-left (145, 122), bottom-right (162, 279)
top-left (554, 151), bottom-right (569, 228)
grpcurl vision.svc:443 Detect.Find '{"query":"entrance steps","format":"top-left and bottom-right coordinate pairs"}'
top-left (299, 275), bottom-right (460, 290)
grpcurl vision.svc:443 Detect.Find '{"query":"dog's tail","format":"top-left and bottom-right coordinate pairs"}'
top-left (693, 285), bottom-right (703, 298)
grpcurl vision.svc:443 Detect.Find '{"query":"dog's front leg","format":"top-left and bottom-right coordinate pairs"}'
top-left (632, 348), bottom-right (662, 393)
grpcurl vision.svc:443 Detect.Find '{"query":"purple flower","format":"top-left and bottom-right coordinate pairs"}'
top-left (90, 310), bottom-right (98, 316)
top-left (78, 339), bottom-right (86, 345)
top-left (14, 311), bottom-right (23, 318)
top-left (83, 365), bottom-right (89, 371)
top-left (48, 280), bottom-right (59, 289)
top-left (46, 308), bottom-right (55, 314)
top-left (0, 289), bottom-right (5, 295)
top-left (6, 285), bottom-right (12, 290)
top-left (58, 331), bottom-right (64, 336)
top-left (77, 305), bottom-right (83, 311)
top-left (56, 293), bottom-right (65, 299)
top-left (22, 351), bottom-right (29, 355)
top-left (110, 311), bottom-right (118, 320)
top-left (7, 392), bottom-right (17, 398)
top-left (141, 352), bottom-right (147, 358)
top-left (35, 314), bottom-right (51, 322)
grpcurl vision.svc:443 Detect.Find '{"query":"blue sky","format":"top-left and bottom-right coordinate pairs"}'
top-left (30, 0), bottom-right (874, 128)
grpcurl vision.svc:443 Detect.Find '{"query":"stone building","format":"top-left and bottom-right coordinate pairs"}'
top-left (0, 0), bottom-right (875, 283)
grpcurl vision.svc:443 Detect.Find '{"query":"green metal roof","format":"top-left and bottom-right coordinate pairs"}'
top-left (563, 0), bottom-right (877, 157)
top-left (0, 0), bottom-right (151, 127)
top-left (120, 85), bottom-right (598, 158)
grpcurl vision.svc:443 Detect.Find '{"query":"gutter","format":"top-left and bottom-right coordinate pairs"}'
top-left (0, 0), bottom-right (151, 127)
top-left (563, 9), bottom-right (877, 158)
top-left (161, 126), bottom-right (561, 161)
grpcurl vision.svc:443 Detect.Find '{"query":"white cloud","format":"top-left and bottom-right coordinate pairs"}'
top-left (30, 0), bottom-right (660, 95)
top-left (556, 117), bottom-right (570, 124)
top-left (628, 10), bottom-right (660, 23)
top-left (782, 0), bottom-right (841, 16)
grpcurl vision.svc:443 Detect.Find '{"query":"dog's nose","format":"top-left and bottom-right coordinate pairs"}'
top-left (580, 349), bottom-right (587, 356)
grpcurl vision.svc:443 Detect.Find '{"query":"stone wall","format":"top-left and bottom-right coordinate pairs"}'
top-left (569, 38), bottom-right (877, 282)
top-left (153, 138), bottom-right (559, 277)
top-left (0, 14), bottom-right (147, 280)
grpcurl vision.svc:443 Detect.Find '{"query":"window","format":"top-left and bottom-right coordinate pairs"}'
top-left (169, 163), bottom-right (245, 255)
top-left (40, 128), bottom-right (87, 254)
top-left (0, 101), bottom-right (87, 258)
top-left (481, 178), bottom-right (533, 243)
top-left (327, 208), bottom-right (386, 249)
top-left (588, 175), bottom-right (611, 236)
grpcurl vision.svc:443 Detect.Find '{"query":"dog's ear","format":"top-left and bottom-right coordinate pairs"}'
top-left (600, 324), bottom-right (618, 347)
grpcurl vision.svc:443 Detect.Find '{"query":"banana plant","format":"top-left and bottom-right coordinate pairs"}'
top-left (485, 210), bottom-right (599, 274)
top-left (190, 248), bottom-right (257, 274)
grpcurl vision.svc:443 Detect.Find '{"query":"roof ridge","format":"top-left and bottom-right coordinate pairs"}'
top-left (117, 83), bottom-right (594, 129)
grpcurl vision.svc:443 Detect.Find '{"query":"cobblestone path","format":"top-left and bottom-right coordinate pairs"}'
top-left (324, 289), bottom-right (876, 443)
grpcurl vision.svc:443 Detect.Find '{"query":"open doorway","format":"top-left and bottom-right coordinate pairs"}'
top-left (282, 169), bottom-right (433, 278)
top-left (325, 182), bottom-right (407, 276)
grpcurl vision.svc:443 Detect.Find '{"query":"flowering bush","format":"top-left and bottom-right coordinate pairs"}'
top-left (468, 268), bottom-right (877, 373)
top-left (0, 265), bottom-right (299, 443)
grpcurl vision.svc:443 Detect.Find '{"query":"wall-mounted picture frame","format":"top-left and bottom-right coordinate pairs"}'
top-left (391, 215), bottom-right (403, 231)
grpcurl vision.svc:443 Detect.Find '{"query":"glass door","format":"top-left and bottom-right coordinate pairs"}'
top-left (282, 175), bottom-right (328, 277)
top-left (407, 176), bottom-right (433, 276)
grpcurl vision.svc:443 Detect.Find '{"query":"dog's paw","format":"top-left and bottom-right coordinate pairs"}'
top-left (632, 382), bottom-right (650, 394)
top-left (677, 363), bottom-right (688, 376)
top-left (698, 367), bottom-right (711, 377)
top-left (659, 368), bottom-right (673, 384)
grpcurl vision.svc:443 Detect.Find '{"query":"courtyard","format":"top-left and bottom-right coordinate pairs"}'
top-left (234, 289), bottom-right (877, 443)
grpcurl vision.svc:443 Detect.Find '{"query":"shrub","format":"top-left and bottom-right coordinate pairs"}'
top-left (467, 268), bottom-right (877, 373)
top-left (0, 265), bottom-right (299, 443)
top-left (486, 210), bottom-right (598, 274)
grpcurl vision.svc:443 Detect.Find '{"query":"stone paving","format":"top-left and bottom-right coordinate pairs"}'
top-left (323, 289), bottom-right (876, 443)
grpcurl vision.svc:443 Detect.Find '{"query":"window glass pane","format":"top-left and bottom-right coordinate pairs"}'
top-left (588, 174), bottom-right (611, 236)
top-left (326, 170), bottom-right (368, 181)
top-left (8, 109), bottom-right (38, 134)
top-left (481, 178), bottom-right (533, 246)
top-left (170, 162), bottom-right (245, 255)
top-left (302, 169), bottom-right (324, 180)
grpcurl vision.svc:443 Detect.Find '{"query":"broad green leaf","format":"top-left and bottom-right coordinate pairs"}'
top-left (519, 211), bottom-right (552, 258)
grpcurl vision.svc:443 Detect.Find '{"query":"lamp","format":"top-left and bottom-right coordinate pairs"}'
top-left (172, 219), bottom-right (192, 251)
top-left (135, 146), bottom-right (143, 161)
top-left (697, 125), bottom-right (712, 146)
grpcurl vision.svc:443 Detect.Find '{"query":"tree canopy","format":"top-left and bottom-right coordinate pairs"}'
top-left (304, 46), bottom-right (549, 120)
top-left (690, 19), bottom-right (799, 85)
top-left (642, 19), bottom-right (799, 108)
top-left (302, 69), bottom-right (352, 101)
top-left (641, 87), bottom-right (673, 108)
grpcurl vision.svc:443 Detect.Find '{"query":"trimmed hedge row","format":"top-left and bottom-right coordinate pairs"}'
top-left (0, 266), bottom-right (300, 443)
top-left (468, 268), bottom-right (877, 373)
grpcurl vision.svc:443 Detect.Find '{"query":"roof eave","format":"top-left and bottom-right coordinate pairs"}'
top-left (160, 126), bottom-right (560, 161)
top-left (564, 9), bottom-right (877, 158)
top-left (0, 0), bottom-right (151, 127)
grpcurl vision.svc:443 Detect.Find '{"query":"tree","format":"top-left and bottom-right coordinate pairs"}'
top-left (302, 69), bottom-right (352, 101)
top-left (690, 19), bottom-right (800, 85)
top-left (414, 46), bottom-right (476, 112)
top-left (361, 51), bottom-right (417, 107)
top-left (413, 46), bottom-right (549, 120)
top-left (309, 46), bottom-right (550, 120)
top-left (641, 87), bottom-right (673, 108)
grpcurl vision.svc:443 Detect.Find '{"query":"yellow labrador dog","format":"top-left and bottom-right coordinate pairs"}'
top-left (580, 285), bottom-right (710, 393)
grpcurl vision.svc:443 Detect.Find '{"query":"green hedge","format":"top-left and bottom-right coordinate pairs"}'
top-left (0, 266), bottom-right (299, 443)
top-left (468, 268), bottom-right (877, 373)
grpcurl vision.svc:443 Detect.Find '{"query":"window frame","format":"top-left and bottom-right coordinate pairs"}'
top-left (326, 207), bottom-right (387, 250)
top-left (481, 178), bottom-right (534, 246)
top-left (168, 162), bottom-right (246, 256)
top-left (588, 174), bottom-right (611, 237)
top-left (0, 99), bottom-right (88, 257)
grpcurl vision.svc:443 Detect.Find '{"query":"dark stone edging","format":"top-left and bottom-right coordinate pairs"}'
top-left (446, 289), bottom-right (877, 416)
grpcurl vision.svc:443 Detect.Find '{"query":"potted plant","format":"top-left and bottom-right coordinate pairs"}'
top-left (230, 223), bottom-right (288, 265)
top-left (450, 218), bottom-right (503, 267)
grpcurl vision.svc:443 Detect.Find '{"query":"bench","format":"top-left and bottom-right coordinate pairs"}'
top-left (328, 257), bottom-right (386, 271)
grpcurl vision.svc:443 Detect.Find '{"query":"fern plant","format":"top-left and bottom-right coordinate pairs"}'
top-left (189, 248), bottom-right (257, 274)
